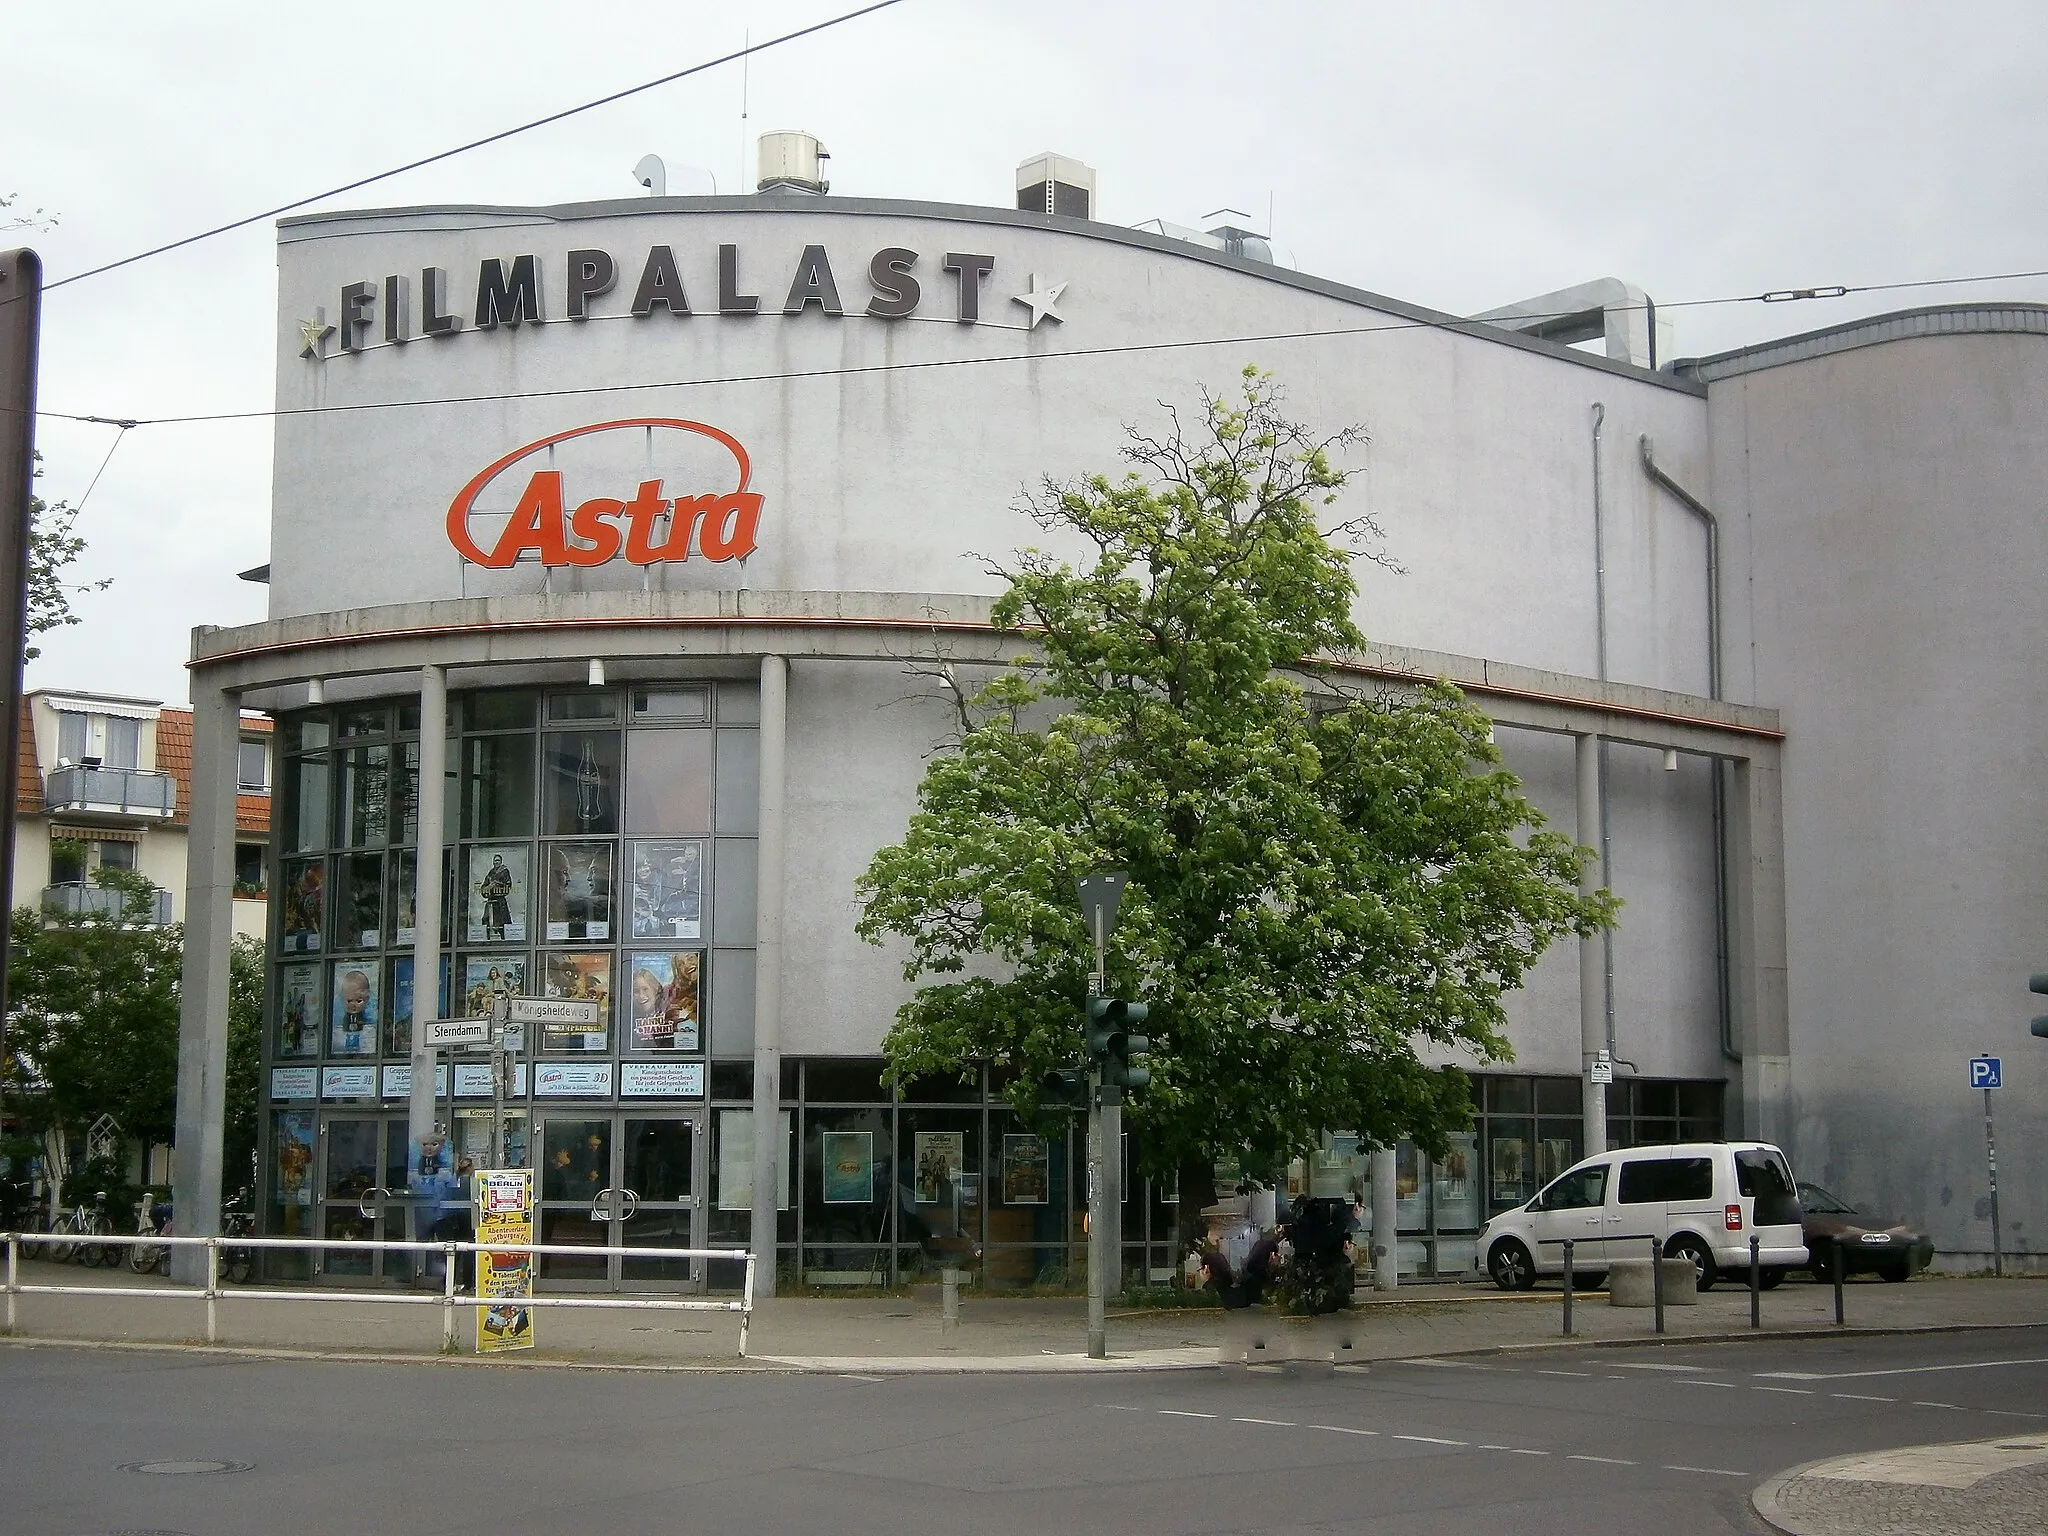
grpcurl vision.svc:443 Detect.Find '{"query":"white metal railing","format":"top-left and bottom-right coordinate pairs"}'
top-left (1, 1231), bottom-right (757, 1357)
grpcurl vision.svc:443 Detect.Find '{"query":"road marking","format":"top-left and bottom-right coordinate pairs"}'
top-left (1568, 1454), bottom-right (1637, 1465)
top-left (1663, 1465), bottom-right (1749, 1477)
top-left (1914, 1402), bottom-right (1967, 1410)
top-left (1393, 1434), bottom-right (1469, 1446)
top-left (1677, 1379), bottom-right (1740, 1388)
top-left (1986, 1409), bottom-right (2048, 1418)
top-left (1831, 1393), bottom-right (1897, 1403)
top-left (1233, 1417), bottom-right (1297, 1427)
top-left (1536, 1369), bottom-right (1593, 1377)
top-left (1752, 1385), bottom-right (1814, 1395)
top-left (838, 1374), bottom-right (888, 1383)
top-left (1309, 1425), bottom-right (1379, 1436)
top-left (1478, 1444), bottom-right (1513, 1451)
top-left (1405, 1358), bottom-right (1488, 1369)
top-left (1613, 1363), bottom-right (1709, 1373)
top-left (1757, 1356), bottom-right (2048, 1382)
top-left (1158, 1410), bottom-right (1217, 1419)
top-left (1508, 1449), bottom-right (1550, 1456)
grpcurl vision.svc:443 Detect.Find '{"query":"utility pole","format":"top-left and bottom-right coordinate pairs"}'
top-left (0, 251), bottom-right (43, 1096)
top-left (1075, 871), bottom-right (1128, 1361)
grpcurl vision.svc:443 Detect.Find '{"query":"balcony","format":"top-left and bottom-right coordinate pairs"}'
top-left (40, 882), bottom-right (174, 925)
top-left (42, 764), bottom-right (177, 820)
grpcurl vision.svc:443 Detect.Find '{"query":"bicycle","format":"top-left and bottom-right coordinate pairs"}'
top-left (45, 1191), bottom-right (114, 1267)
top-left (130, 1194), bottom-right (173, 1275)
top-left (221, 1189), bottom-right (256, 1285)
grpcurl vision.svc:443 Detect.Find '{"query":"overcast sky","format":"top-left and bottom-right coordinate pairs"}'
top-left (13, 0), bottom-right (2047, 704)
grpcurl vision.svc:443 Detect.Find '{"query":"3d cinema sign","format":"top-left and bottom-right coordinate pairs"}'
top-left (305, 241), bottom-right (1065, 357)
top-left (447, 419), bottom-right (761, 568)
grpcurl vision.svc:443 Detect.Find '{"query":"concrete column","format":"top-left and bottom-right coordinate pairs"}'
top-left (170, 679), bottom-right (239, 1283)
top-left (1729, 752), bottom-right (1791, 1146)
top-left (750, 654), bottom-right (788, 1296)
top-left (409, 666), bottom-right (447, 1186)
top-left (1576, 732), bottom-right (1609, 1154)
top-left (1371, 1146), bottom-right (1398, 1291)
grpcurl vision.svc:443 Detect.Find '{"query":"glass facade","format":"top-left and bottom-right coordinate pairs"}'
top-left (258, 683), bottom-right (756, 1284)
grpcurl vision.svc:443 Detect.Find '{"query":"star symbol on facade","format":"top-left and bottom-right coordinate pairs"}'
top-left (297, 308), bottom-right (335, 360)
top-left (1011, 275), bottom-right (1068, 329)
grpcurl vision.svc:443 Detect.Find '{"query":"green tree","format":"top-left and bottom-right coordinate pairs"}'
top-left (27, 451), bottom-right (111, 662)
top-left (857, 369), bottom-right (1616, 1178)
top-left (2, 874), bottom-right (264, 1203)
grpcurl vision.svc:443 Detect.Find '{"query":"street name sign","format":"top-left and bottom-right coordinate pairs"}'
top-left (508, 997), bottom-right (601, 1026)
top-left (424, 1017), bottom-right (494, 1049)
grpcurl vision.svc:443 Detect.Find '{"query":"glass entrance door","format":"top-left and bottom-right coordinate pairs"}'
top-left (535, 1113), bottom-right (703, 1289)
top-left (316, 1115), bottom-right (411, 1281)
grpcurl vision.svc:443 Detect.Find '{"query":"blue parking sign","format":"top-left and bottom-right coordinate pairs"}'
top-left (1970, 1056), bottom-right (2003, 1090)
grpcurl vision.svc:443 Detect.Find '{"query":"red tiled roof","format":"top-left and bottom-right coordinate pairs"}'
top-left (13, 699), bottom-right (37, 816)
top-left (158, 708), bottom-right (273, 836)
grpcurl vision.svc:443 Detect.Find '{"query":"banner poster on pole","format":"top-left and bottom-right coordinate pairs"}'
top-left (473, 1168), bottom-right (536, 1354)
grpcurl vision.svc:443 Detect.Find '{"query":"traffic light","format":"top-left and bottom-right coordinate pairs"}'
top-left (2031, 973), bottom-right (2048, 1038)
top-left (1039, 1065), bottom-right (1088, 1107)
top-left (1085, 996), bottom-right (1151, 1092)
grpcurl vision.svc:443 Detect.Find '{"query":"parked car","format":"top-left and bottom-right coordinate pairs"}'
top-left (1795, 1182), bottom-right (1933, 1283)
top-left (1479, 1141), bottom-right (1806, 1292)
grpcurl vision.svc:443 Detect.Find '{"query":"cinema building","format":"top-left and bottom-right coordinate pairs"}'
top-left (169, 141), bottom-right (2048, 1291)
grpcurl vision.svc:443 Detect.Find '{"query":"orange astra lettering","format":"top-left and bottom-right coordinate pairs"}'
top-left (664, 494), bottom-right (721, 560)
top-left (621, 479), bottom-right (672, 562)
top-left (566, 497), bottom-right (625, 565)
top-left (698, 492), bottom-right (763, 561)
top-left (488, 470), bottom-right (571, 567)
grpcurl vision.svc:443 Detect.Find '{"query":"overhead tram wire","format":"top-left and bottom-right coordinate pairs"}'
top-left (2, 0), bottom-right (912, 304)
top-left (22, 260), bottom-right (2048, 433)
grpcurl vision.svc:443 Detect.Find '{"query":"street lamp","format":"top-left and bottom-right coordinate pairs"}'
top-left (1074, 871), bottom-right (1127, 1360)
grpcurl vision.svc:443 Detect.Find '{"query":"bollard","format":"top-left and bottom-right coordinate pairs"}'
top-left (941, 1266), bottom-right (962, 1334)
top-left (442, 1243), bottom-right (459, 1354)
top-left (1832, 1236), bottom-right (1846, 1327)
top-left (205, 1238), bottom-right (220, 1346)
top-left (1749, 1235), bottom-right (1761, 1330)
top-left (1561, 1239), bottom-right (1575, 1336)
top-left (1650, 1236), bottom-right (1665, 1335)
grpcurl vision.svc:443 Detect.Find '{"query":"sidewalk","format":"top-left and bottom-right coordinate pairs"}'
top-left (2, 1259), bottom-right (2041, 1372)
top-left (1753, 1433), bottom-right (2048, 1535)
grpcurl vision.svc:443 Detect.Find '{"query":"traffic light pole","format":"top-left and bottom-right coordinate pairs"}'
top-left (1086, 910), bottom-right (1109, 1360)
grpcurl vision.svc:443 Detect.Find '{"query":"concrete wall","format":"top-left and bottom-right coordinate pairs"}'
top-left (1710, 328), bottom-right (2048, 1263)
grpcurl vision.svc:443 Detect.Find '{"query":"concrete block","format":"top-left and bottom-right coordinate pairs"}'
top-left (1607, 1257), bottom-right (1699, 1307)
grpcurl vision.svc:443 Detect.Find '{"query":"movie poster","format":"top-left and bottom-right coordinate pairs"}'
top-left (274, 1110), bottom-right (315, 1235)
top-left (329, 961), bottom-right (379, 1056)
top-left (466, 844), bottom-right (529, 944)
top-left (390, 849), bottom-right (418, 947)
top-left (277, 964), bottom-right (321, 1058)
top-left (912, 1131), bottom-right (964, 1205)
top-left (463, 958), bottom-right (526, 1051)
top-left (630, 840), bottom-right (703, 940)
top-left (473, 1167), bottom-right (536, 1354)
top-left (625, 951), bottom-right (701, 1052)
top-left (1002, 1134), bottom-right (1049, 1206)
top-left (541, 952), bottom-right (611, 1051)
top-left (335, 852), bottom-right (383, 950)
top-left (281, 859), bottom-right (324, 952)
top-left (820, 1130), bottom-right (874, 1205)
top-left (545, 842), bottom-right (613, 941)
top-left (386, 955), bottom-right (451, 1057)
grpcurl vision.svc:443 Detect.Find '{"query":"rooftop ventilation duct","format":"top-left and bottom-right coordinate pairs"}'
top-left (1130, 208), bottom-right (1275, 265)
top-left (757, 131), bottom-right (829, 195)
top-left (1016, 152), bottom-right (1096, 219)
top-left (1471, 277), bottom-right (1670, 369)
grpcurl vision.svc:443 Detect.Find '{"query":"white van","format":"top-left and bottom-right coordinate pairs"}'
top-left (1478, 1141), bottom-right (1806, 1292)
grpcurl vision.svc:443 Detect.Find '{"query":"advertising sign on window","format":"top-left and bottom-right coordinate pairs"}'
top-left (821, 1130), bottom-right (874, 1205)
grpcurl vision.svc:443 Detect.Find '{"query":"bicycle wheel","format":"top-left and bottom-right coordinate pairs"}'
top-left (129, 1232), bottom-right (160, 1273)
top-left (77, 1214), bottom-right (109, 1268)
top-left (224, 1244), bottom-right (253, 1285)
top-left (43, 1215), bottom-right (77, 1265)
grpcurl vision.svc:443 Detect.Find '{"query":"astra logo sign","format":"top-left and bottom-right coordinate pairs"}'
top-left (447, 419), bottom-right (762, 569)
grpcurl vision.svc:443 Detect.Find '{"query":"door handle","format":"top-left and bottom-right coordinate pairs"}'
top-left (619, 1189), bottom-right (640, 1221)
top-left (590, 1186), bottom-right (614, 1221)
top-left (357, 1185), bottom-right (388, 1220)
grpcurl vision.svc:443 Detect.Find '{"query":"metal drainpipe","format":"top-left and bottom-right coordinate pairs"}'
top-left (1589, 405), bottom-right (1616, 1058)
top-left (1639, 436), bottom-right (1739, 1064)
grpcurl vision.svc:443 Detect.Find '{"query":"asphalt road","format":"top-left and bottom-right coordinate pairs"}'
top-left (4, 1327), bottom-right (2045, 1536)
